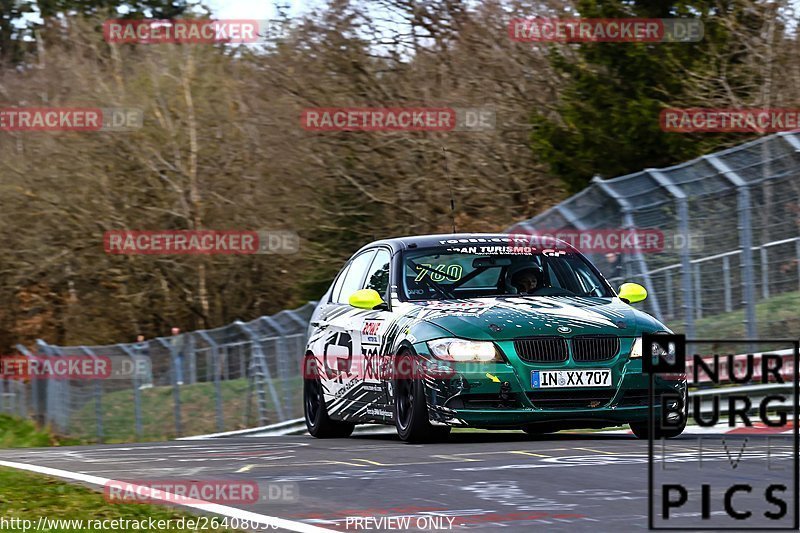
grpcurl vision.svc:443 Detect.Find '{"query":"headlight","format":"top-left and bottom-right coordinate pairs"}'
top-left (427, 338), bottom-right (500, 362)
top-left (630, 337), bottom-right (643, 358)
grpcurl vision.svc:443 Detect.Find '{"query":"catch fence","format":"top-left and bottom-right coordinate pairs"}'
top-left (511, 131), bottom-right (800, 340)
top-left (2, 303), bottom-right (315, 441)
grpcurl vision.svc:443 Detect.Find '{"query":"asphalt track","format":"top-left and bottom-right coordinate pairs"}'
top-left (0, 431), bottom-right (795, 532)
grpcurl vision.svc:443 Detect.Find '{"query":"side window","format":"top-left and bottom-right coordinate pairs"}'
top-left (336, 250), bottom-right (377, 304)
top-left (329, 263), bottom-right (351, 303)
top-left (364, 249), bottom-right (391, 296)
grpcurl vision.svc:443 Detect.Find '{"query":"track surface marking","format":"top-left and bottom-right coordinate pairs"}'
top-left (0, 432), bottom-right (792, 531)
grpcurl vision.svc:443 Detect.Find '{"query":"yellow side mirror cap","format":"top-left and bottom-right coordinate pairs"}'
top-left (348, 288), bottom-right (386, 310)
top-left (618, 282), bottom-right (647, 304)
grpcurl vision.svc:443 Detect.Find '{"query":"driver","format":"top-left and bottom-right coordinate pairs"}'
top-left (510, 267), bottom-right (544, 295)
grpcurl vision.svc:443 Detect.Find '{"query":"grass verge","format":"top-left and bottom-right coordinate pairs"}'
top-left (673, 290), bottom-right (800, 340)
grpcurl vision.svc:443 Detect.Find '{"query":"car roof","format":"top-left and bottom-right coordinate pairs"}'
top-left (356, 233), bottom-right (576, 255)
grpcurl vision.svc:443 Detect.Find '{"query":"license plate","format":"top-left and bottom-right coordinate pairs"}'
top-left (531, 369), bottom-right (611, 388)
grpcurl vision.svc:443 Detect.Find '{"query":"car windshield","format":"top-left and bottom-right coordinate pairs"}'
top-left (402, 245), bottom-right (613, 300)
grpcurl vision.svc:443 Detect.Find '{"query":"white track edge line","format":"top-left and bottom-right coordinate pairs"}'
top-left (0, 460), bottom-right (336, 533)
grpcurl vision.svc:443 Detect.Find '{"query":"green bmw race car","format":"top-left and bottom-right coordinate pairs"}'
top-left (303, 233), bottom-right (686, 442)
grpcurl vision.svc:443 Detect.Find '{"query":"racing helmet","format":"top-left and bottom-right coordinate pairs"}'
top-left (505, 264), bottom-right (544, 294)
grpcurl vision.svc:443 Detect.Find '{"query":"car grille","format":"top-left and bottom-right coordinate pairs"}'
top-left (514, 336), bottom-right (568, 363)
top-left (526, 390), bottom-right (616, 409)
top-left (571, 335), bottom-right (620, 362)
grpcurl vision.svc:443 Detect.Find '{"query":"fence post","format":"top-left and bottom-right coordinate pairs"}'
top-left (7, 377), bottom-right (15, 415)
top-left (664, 268), bottom-right (674, 319)
top-left (280, 308), bottom-right (312, 332)
top-left (279, 309), bottom-right (314, 376)
top-left (17, 345), bottom-right (42, 426)
top-left (693, 263), bottom-right (702, 319)
top-left (238, 344), bottom-right (245, 380)
top-left (592, 177), bottom-right (664, 321)
top-left (198, 331), bottom-right (224, 432)
top-left (37, 340), bottom-right (68, 433)
top-left (222, 345), bottom-right (230, 381)
top-left (722, 255), bottom-right (732, 312)
top-left (117, 343), bottom-right (143, 440)
top-left (796, 238), bottom-right (800, 291)
top-left (17, 379), bottom-right (26, 418)
top-left (156, 337), bottom-right (182, 437)
top-left (647, 169), bottom-right (695, 337)
top-left (236, 321), bottom-right (285, 425)
top-left (705, 155), bottom-right (758, 339)
top-left (188, 334), bottom-right (197, 385)
top-left (260, 316), bottom-right (293, 420)
top-left (760, 247), bottom-right (769, 299)
top-left (79, 346), bottom-right (103, 442)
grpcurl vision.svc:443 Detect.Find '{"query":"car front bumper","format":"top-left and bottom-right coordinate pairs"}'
top-left (415, 344), bottom-right (686, 428)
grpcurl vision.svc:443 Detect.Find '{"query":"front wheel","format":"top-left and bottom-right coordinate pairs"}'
top-left (394, 352), bottom-right (449, 443)
top-left (304, 356), bottom-right (355, 438)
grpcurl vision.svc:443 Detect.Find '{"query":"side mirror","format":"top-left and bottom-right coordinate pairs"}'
top-left (348, 288), bottom-right (387, 310)
top-left (618, 282), bottom-right (647, 304)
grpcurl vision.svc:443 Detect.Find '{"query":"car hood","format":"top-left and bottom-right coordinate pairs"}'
top-left (406, 296), bottom-right (666, 341)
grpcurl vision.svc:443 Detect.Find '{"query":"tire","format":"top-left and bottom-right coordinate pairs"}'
top-left (303, 356), bottom-right (355, 438)
top-left (629, 419), bottom-right (686, 439)
top-left (394, 352), bottom-right (449, 443)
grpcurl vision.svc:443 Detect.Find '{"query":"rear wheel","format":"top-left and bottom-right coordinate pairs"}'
top-left (394, 352), bottom-right (449, 443)
top-left (303, 356), bottom-right (355, 438)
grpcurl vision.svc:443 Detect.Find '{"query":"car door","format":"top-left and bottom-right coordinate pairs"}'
top-left (312, 249), bottom-right (376, 418)
top-left (349, 248), bottom-right (394, 416)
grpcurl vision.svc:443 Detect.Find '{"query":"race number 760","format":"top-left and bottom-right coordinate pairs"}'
top-left (414, 263), bottom-right (463, 282)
